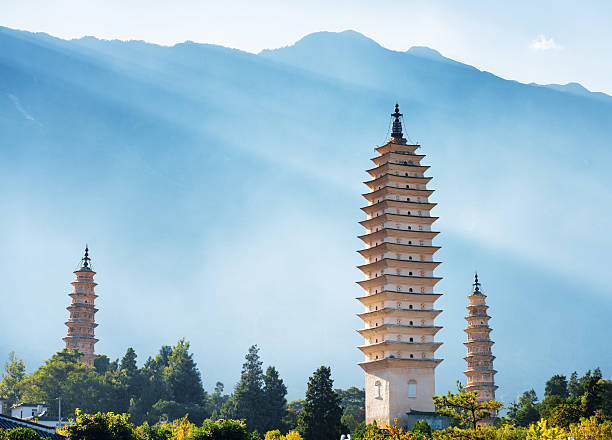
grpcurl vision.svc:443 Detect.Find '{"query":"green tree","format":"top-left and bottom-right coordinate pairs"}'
top-left (0, 351), bottom-right (26, 406)
top-left (94, 355), bottom-right (111, 375)
top-left (60, 410), bottom-right (140, 440)
top-left (262, 366), bottom-right (287, 433)
top-left (544, 374), bottom-right (569, 399)
top-left (540, 395), bottom-right (564, 419)
top-left (210, 382), bottom-right (230, 418)
top-left (581, 370), bottom-right (604, 417)
top-left (120, 348), bottom-right (138, 375)
top-left (163, 339), bottom-right (205, 405)
top-left (335, 387), bottom-right (365, 425)
top-left (432, 383), bottom-right (503, 429)
top-left (507, 389), bottom-right (540, 426)
top-left (188, 418), bottom-right (253, 440)
top-left (232, 345), bottom-right (266, 433)
top-left (298, 366), bottom-right (344, 440)
top-left (18, 349), bottom-right (108, 417)
top-left (547, 403), bottom-right (581, 428)
top-left (568, 371), bottom-right (584, 400)
top-left (282, 400), bottom-right (304, 431)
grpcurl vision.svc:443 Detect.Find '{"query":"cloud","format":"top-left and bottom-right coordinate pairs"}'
top-left (529, 34), bottom-right (562, 50)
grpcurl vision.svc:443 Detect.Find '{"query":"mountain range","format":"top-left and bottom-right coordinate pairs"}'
top-left (1, 26), bottom-right (611, 405)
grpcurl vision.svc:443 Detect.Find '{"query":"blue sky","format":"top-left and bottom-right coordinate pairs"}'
top-left (1, 0), bottom-right (611, 94)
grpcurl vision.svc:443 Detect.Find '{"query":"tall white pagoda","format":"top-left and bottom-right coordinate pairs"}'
top-left (357, 105), bottom-right (443, 427)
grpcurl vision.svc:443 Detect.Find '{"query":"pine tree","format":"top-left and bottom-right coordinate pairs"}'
top-left (263, 366), bottom-right (288, 433)
top-left (0, 351), bottom-right (26, 406)
top-left (120, 348), bottom-right (138, 375)
top-left (232, 345), bottom-right (266, 433)
top-left (298, 366), bottom-right (344, 440)
top-left (163, 338), bottom-right (205, 405)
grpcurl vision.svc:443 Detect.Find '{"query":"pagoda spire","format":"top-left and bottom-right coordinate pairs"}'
top-left (464, 274), bottom-right (498, 423)
top-left (390, 103), bottom-right (407, 144)
top-left (81, 245), bottom-right (91, 269)
top-left (357, 106), bottom-right (443, 427)
top-left (63, 246), bottom-right (99, 366)
top-left (473, 272), bottom-right (482, 295)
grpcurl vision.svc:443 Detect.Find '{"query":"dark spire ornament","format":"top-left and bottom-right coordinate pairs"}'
top-left (473, 272), bottom-right (482, 295)
top-left (390, 103), bottom-right (407, 144)
top-left (82, 245), bottom-right (91, 269)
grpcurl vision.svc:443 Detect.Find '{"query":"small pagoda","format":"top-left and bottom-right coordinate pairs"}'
top-left (62, 246), bottom-right (99, 366)
top-left (464, 274), bottom-right (497, 403)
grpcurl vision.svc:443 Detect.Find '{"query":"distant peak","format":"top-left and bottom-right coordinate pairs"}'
top-left (260, 30), bottom-right (382, 55)
top-left (407, 46), bottom-right (445, 59)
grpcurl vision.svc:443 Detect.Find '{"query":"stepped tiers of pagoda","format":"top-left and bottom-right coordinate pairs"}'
top-left (357, 104), bottom-right (443, 427)
top-left (464, 274), bottom-right (498, 402)
top-left (62, 247), bottom-right (99, 366)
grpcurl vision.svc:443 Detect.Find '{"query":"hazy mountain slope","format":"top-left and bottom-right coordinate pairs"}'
top-left (0, 27), bottom-right (611, 405)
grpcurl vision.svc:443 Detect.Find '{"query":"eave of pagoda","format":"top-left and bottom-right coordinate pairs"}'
top-left (359, 213), bottom-right (438, 229)
top-left (363, 187), bottom-right (434, 202)
top-left (358, 242), bottom-right (440, 258)
top-left (357, 259), bottom-right (441, 273)
top-left (358, 357), bottom-right (443, 370)
top-left (358, 228), bottom-right (439, 243)
top-left (375, 142), bottom-right (421, 156)
top-left (356, 291), bottom-right (442, 305)
top-left (357, 274), bottom-right (442, 289)
top-left (358, 341), bottom-right (443, 353)
top-left (65, 320), bottom-right (99, 328)
top-left (364, 174), bottom-right (432, 190)
top-left (69, 292), bottom-right (99, 299)
top-left (361, 200), bottom-right (437, 216)
top-left (366, 162), bottom-right (430, 178)
top-left (464, 368), bottom-right (498, 374)
top-left (357, 324), bottom-right (442, 337)
top-left (464, 343), bottom-right (495, 350)
top-left (464, 353), bottom-right (496, 360)
top-left (370, 151), bottom-right (426, 166)
top-left (357, 308), bottom-right (442, 320)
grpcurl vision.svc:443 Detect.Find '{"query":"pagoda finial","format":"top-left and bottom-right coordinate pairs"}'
top-left (82, 245), bottom-right (91, 268)
top-left (390, 103), bottom-right (406, 144)
top-left (473, 272), bottom-right (483, 295)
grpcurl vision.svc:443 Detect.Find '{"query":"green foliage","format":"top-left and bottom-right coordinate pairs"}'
top-left (121, 348), bottom-right (139, 375)
top-left (18, 349), bottom-right (109, 416)
top-left (507, 389), bottom-right (540, 427)
top-left (163, 339), bottom-right (205, 406)
top-left (262, 366), bottom-right (287, 433)
top-left (229, 345), bottom-right (266, 433)
top-left (60, 409), bottom-right (140, 440)
top-left (411, 420), bottom-right (432, 439)
top-left (352, 422), bottom-right (383, 440)
top-left (336, 386), bottom-right (365, 431)
top-left (543, 375), bottom-right (568, 399)
top-left (148, 400), bottom-right (209, 426)
top-left (282, 400), bottom-right (304, 431)
top-left (0, 427), bottom-right (44, 440)
top-left (297, 366), bottom-right (344, 440)
top-left (0, 351), bottom-right (26, 407)
top-left (341, 413), bottom-right (360, 434)
top-left (432, 383), bottom-right (502, 429)
top-left (547, 403), bottom-right (581, 428)
top-left (135, 422), bottom-right (172, 440)
top-left (188, 418), bottom-right (252, 440)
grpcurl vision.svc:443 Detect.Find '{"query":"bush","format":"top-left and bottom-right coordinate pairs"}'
top-left (60, 410), bottom-right (140, 440)
top-left (0, 428), bottom-right (44, 440)
top-left (188, 418), bottom-right (253, 440)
